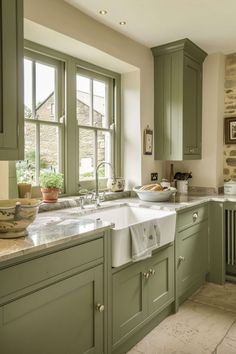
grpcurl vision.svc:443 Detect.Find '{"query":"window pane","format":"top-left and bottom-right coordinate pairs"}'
top-left (36, 63), bottom-right (56, 121)
top-left (97, 131), bottom-right (111, 178)
top-left (77, 75), bottom-right (92, 126)
top-left (93, 80), bottom-right (108, 128)
top-left (16, 122), bottom-right (36, 184)
top-left (24, 59), bottom-right (33, 119)
top-left (40, 125), bottom-right (60, 175)
top-left (79, 129), bottom-right (95, 180)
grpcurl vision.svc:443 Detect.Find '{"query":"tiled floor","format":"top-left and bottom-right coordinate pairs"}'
top-left (128, 282), bottom-right (236, 354)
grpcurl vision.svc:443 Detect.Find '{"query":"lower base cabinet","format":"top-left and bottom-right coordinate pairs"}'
top-left (112, 245), bottom-right (174, 348)
top-left (176, 205), bottom-right (208, 304)
top-left (0, 259), bottom-right (104, 354)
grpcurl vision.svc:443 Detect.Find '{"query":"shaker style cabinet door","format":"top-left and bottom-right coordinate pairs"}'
top-left (112, 261), bottom-right (148, 346)
top-left (147, 246), bottom-right (174, 316)
top-left (0, 265), bottom-right (104, 354)
top-left (176, 221), bottom-right (208, 302)
top-left (152, 38), bottom-right (207, 161)
top-left (183, 56), bottom-right (202, 158)
top-left (0, 0), bottom-right (24, 160)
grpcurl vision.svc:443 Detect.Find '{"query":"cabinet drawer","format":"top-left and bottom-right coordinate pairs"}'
top-left (177, 204), bottom-right (208, 231)
top-left (0, 237), bottom-right (103, 301)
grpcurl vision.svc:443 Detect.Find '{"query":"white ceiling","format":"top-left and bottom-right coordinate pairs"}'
top-left (66, 0), bottom-right (236, 54)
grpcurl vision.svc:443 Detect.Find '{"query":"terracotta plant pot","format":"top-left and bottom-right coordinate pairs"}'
top-left (41, 188), bottom-right (59, 203)
top-left (18, 183), bottom-right (32, 198)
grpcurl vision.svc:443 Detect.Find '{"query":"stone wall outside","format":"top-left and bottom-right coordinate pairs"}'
top-left (224, 54), bottom-right (236, 181)
top-left (22, 93), bottom-right (109, 183)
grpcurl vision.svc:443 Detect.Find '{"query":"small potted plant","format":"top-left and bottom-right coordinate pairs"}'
top-left (40, 172), bottom-right (64, 203)
top-left (16, 160), bottom-right (34, 198)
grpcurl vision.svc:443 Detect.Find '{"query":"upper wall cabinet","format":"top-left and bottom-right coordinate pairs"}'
top-left (152, 39), bottom-right (207, 160)
top-left (0, 0), bottom-right (24, 161)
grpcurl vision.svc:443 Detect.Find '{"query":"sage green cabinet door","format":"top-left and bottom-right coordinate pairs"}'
top-left (152, 38), bottom-right (207, 161)
top-left (183, 57), bottom-right (202, 158)
top-left (112, 261), bottom-right (148, 345)
top-left (0, 265), bottom-right (104, 354)
top-left (147, 246), bottom-right (174, 315)
top-left (0, 0), bottom-right (24, 160)
top-left (153, 52), bottom-right (183, 160)
top-left (177, 221), bottom-right (208, 299)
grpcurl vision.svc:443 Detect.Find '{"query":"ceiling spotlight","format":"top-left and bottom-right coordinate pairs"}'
top-left (119, 21), bottom-right (127, 25)
top-left (99, 10), bottom-right (107, 15)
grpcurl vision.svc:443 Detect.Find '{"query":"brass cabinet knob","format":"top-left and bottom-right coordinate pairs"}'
top-left (96, 303), bottom-right (105, 312)
top-left (149, 268), bottom-right (155, 276)
top-left (143, 272), bottom-right (150, 280)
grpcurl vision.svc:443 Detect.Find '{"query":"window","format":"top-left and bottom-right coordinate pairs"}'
top-left (17, 41), bottom-right (120, 194)
top-left (17, 51), bottom-right (64, 186)
top-left (77, 68), bottom-right (114, 184)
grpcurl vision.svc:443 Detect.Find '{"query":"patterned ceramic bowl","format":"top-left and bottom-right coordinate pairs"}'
top-left (0, 199), bottom-right (40, 238)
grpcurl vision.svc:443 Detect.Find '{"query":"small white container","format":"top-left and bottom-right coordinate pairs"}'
top-left (224, 180), bottom-right (236, 195)
top-left (107, 178), bottom-right (125, 192)
top-left (177, 180), bottom-right (188, 194)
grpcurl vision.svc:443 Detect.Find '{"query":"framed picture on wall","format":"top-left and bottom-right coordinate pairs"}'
top-left (143, 126), bottom-right (153, 155)
top-left (225, 117), bottom-right (236, 144)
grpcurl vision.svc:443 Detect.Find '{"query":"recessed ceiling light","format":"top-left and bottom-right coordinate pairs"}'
top-left (119, 21), bottom-right (127, 26)
top-left (99, 10), bottom-right (107, 15)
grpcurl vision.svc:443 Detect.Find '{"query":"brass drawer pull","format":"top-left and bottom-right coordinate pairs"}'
top-left (96, 303), bottom-right (105, 312)
top-left (149, 268), bottom-right (155, 276)
top-left (143, 272), bottom-right (150, 280)
top-left (192, 212), bottom-right (198, 222)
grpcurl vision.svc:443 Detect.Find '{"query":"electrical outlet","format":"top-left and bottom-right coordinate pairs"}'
top-left (151, 172), bottom-right (158, 181)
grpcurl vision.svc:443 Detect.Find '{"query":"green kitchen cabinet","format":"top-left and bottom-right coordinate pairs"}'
top-left (112, 245), bottom-right (174, 348)
top-left (151, 38), bottom-right (207, 160)
top-left (0, 237), bottom-right (105, 354)
top-left (208, 201), bottom-right (225, 284)
top-left (0, 0), bottom-right (24, 160)
top-left (176, 204), bottom-right (209, 305)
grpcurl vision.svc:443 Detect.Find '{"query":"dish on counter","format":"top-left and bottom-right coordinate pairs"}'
top-left (133, 184), bottom-right (177, 202)
top-left (0, 199), bottom-right (40, 238)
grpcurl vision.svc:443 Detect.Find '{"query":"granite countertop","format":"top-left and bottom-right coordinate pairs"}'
top-left (0, 208), bottom-right (114, 264)
top-left (0, 193), bottom-right (235, 265)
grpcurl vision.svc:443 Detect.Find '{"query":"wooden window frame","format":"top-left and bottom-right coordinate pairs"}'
top-left (23, 49), bottom-right (65, 186)
top-left (24, 40), bottom-right (121, 195)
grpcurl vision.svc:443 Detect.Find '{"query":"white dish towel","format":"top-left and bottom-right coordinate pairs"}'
top-left (130, 220), bottom-right (161, 262)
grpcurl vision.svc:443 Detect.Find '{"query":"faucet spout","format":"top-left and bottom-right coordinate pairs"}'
top-left (95, 161), bottom-right (115, 206)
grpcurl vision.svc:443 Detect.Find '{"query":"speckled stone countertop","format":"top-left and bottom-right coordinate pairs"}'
top-left (0, 193), bottom-right (235, 265)
top-left (0, 208), bottom-right (114, 264)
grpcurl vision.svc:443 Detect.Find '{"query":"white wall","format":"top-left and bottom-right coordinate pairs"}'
top-left (165, 53), bottom-right (225, 190)
top-left (24, 0), bottom-right (163, 186)
top-left (121, 71), bottom-right (141, 187)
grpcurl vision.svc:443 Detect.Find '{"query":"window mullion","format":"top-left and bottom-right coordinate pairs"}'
top-left (35, 122), bottom-right (40, 185)
top-left (32, 60), bottom-right (36, 119)
top-left (94, 129), bottom-right (98, 178)
top-left (90, 79), bottom-right (93, 126)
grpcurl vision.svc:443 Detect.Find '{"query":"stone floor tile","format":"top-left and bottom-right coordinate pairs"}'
top-left (133, 301), bottom-right (235, 354)
top-left (227, 320), bottom-right (236, 341)
top-left (216, 337), bottom-right (236, 354)
top-left (126, 349), bottom-right (144, 354)
top-left (190, 282), bottom-right (236, 313)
